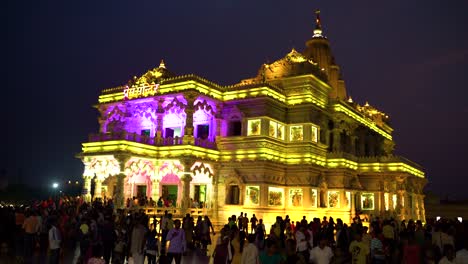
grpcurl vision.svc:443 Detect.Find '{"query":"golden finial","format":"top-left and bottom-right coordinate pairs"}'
top-left (313, 9), bottom-right (324, 38)
top-left (315, 9), bottom-right (322, 30)
top-left (159, 59), bottom-right (166, 69)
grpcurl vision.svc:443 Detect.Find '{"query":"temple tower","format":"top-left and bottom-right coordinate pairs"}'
top-left (304, 10), bottom-right (347, 100)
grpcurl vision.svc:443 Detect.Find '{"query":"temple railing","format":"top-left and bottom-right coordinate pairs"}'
top-left (125, 206), bottom-right (210, 218)
top-left (88, 132), bottom-right (217, 149)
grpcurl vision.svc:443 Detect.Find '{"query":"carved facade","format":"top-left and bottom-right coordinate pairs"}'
top-left (78, 11), bottom-right (426, 225)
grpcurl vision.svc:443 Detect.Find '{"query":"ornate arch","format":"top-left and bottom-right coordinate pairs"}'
top-left (191, 162), bottom-right (214, 177)
top-left (104, 105), bottom-right (127, 133)
top-left (83, 156), bottom-right (120, 181)
top-left (159, 160), bottom-right (184, 179)
top-left (163, 97), bottom-right (186, 113)
top-left (194, 99), bottom-right (216, 115)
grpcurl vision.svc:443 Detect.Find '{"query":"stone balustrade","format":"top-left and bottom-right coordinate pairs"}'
top-left (88, 132), bottom-right (217, 149)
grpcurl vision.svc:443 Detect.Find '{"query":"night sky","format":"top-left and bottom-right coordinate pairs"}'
top-left (4, 1), bottom-right (468, 198)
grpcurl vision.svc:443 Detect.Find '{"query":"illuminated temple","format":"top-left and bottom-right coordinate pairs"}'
top-left (78, 11), bottom-right (426, 225)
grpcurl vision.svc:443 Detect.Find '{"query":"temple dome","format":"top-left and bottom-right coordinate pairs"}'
top-left (254, 48), bottom-right (328, 82)
top-left (129, 59), bottom-right (174, 86)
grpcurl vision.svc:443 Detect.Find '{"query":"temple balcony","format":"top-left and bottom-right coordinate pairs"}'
top-left (88, 132), bottom-right (217, 150)
top-left (327, 152), bottom-right (425, 178)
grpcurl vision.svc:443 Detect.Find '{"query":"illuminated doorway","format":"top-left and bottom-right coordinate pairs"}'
top-left (162, 185), bottom-right (178, 203)
top-left (136, 185), bottom-right (147, 198)
top-left (194, 185), bottom-right (207, 203)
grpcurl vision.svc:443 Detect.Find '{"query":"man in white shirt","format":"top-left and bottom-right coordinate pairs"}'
top-left (48, 217), bottom-right (61, 264)
top-left (131, 219), bottom-right (148, 264)
top-left (310, 237), bottom-right (333, 264)
top-left (241, 234), bottom-right (259, 264)
top-left (296, 226), bottom-right (310, 261)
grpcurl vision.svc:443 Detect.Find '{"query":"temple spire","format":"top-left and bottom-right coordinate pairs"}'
top-left (313, 9), bottom-right (325, 38)
top-left (159, 59), bottom-right (166, 69)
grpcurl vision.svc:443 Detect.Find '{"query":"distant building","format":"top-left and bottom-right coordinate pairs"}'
top-left (78, 11), bottom-right (426, 224)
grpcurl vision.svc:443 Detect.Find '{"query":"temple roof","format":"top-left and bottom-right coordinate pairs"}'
top-left (128, 60), bottom-right (174, 86)
top-left (240, 48), bottom-right (328, 85)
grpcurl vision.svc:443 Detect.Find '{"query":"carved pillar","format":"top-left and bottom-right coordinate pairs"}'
top-left (183, 93), bottom-right (196, 142)
top-left (379, 191), bottom-right (386, 215)
top-left (181, 175), bottom-right (192, 212)
top-left (396, 190), bottom-right (406, 220)
top-left (114, 154), bottom-right (130, 208)
top-left (115, 173), bottom-right (125, 208)
top-left (83, 176), bottom-right (92, 202)
top-left (414, 194), bottom-right (420, 220)
top-left (156, 98), bottom-right (164, 138)
top-left (368, 135), bottom-right (376, 156)
top-left (350, 191), bottom-right (356, 219)
top-left (355, 191), bottom-right (362, 215)
top-left (181, 159), bottom-right (194, 212)
top-left (323, 130), bottom-right (330, 147)
top-left (94, 178), bottom-right (102, 200)
top-left (419, 195), bottom-right (426, 222)
top-left (340, 191), bottom-right (346, 209)
top-left (350, 135), bottom-right (358, 155)
top-left (215, 103), bottom-right (223, 139)
top-left (358, 131), bottom-right (366, 156)
top-left (151, 179), bottom-right (160, 202)
top-left (212, 165), bottom-right (220, 219)
top-left (332, 128), bottom-right (341, 152)
top-left (388, 191), bottom-right (394, 215)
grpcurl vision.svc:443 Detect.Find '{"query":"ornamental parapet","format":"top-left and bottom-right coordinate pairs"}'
top-left (88, 132), bottom-right (217, 150)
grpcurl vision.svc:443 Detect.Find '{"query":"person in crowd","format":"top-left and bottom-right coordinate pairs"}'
top-left (130, 217), bottom-right (147, 264)
top-left (213, 235), bottom-right (232, 264)
top-left (259, 238), bottom-right (283, 264)
top-left (241, 234), bottom-right (259, 264)
top-left (87, 244), bottom-right (105, 264)
top-left (230, 227), bottom-right (243, 264)
top-left (3, 195), bottom-right (468, 264)
top-left (250, 214), bottom-right (258, 234)
top-left (310, 236), bottom-right (334, 264)
top-left (370, 228), bottom-right (386, 264)
top-left (48, 217), bottom-right (61, 264)
top-left (145, 229), bottom-right (159, 264)
top-left (238, 212), bottom-right (244, 232)
top-left (295, 224), bottom-right (310, 262)
top-left (349, 231), bottom-right (369, 264)
top-left (255, 218), bottom-right (266, 250)
top-left (166, 219), bottom-right (186, 264)
top-left (439, 244), bottom-right (457, 264)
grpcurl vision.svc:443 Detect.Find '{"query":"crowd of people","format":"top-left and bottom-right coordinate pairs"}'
top-left (212, 213), bottom-right (468, 264)
top-left (0, 196), bottom-right (467, 264)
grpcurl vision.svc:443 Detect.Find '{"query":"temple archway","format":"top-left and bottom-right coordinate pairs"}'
top-left (158, 160), bottom-right (184, 207)
top-left (124, 158), bottom-right (155, 199)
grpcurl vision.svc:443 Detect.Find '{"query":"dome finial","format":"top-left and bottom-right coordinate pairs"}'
top-left (159, 59), bottom-right (166, 69)
top-left (313, 9), bottom-right (324, 38)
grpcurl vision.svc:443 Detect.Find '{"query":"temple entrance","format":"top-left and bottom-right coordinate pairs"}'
top-left (136, 185), bottom-right (147, 198)
top-left (196, 125), bottom-right (209, 139)
top-left (162, 185), bottom-right (178, 204)
top-left (194, 185), bottom-right (207, 203)
top-left (227, 185), bottom-right (240, 204)
top-left (165, 127), bottom-right (181, 138)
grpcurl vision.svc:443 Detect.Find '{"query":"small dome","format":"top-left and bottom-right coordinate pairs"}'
top-left (129, 59), bottom-right (174, 86)
top-left (253, 49), bottom-right (327, 81)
